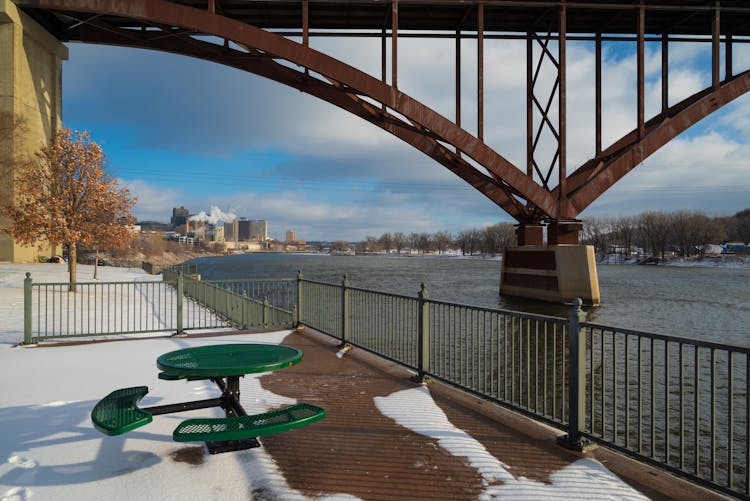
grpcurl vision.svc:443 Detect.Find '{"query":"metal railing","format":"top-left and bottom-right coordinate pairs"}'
top-left (23, 271), bottom-right (295, 343)
top-left (582, 323), bottom-right (750, 497)
top-left (296, 274), bottom-right (750, 499)
top-left (24, 274), bottom-right (180, 342)
top-left (185, 276), bottom-right (295, 330)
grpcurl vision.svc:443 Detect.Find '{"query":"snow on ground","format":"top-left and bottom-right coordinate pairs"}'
top-left (375, 387), bottom-right (650, 501)
top-left (0, 330), bottom-right (356, 501)
top-left (0, 263), bottom-right (650, 500)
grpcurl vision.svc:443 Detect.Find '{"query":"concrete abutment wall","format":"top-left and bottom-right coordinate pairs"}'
top-left (0, 0), bottom-right (66, 262)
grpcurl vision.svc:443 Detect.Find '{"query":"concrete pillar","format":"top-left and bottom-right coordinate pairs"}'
top-left (516, 223), bottom-right (544, 246)
top-left (0, 0), bottom-right (67, 262)
top-left (502, 220), bottom-right (600, 305)
top-left (548, 220), bottom-right (583, 245)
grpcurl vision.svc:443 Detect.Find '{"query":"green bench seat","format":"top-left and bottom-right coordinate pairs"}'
top-left (91, 386), bottom-right (152, 436)
top-left (173, 403), bottom-right (326, 443)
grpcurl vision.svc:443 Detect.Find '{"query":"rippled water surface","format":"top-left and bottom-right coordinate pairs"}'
top-left (190, 253), bottom-right (750, 346)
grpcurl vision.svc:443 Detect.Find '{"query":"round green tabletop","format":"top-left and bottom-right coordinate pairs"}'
top-left (157, 343), bottom-right (303, 377)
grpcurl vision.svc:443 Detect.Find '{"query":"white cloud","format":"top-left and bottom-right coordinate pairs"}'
top-left (121, 179), bottom-right (183, 222)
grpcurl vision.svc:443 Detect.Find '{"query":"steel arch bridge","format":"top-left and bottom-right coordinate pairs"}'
top-left (15, 0), bottom-right (750, 243)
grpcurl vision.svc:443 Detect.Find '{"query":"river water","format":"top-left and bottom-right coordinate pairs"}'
top-left (189, 253), bottom-right (750, 347)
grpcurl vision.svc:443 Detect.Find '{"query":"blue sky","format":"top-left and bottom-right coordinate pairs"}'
top-left (61, 37), bottom-right (750, 241)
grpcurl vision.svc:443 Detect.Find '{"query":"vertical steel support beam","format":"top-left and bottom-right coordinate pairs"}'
top-left (726, 34), bottom-right (733, 80)
top-left (381, 27), bottom-right (387, 111)
top-left (558, 1), bottom-right (567, 211)
top-left (638, 1), bottom-right (645, 140)
top-left (661, 32), bottom-right (669, 113)
top-left (24, 272), bottom-right (32, 345)
top-left (712, 2), bottom-right (721, 90)
top-left (477, 2), bottom-right (485, 142)
top-left (527, 32), bottom-right (534, 176)
top-left (392, 0), bottom-right (398, 89)
top-left (302, 0), bottom-right (309, 47)
top-left (456, 29), bottom-right (462, 154)
top-left (302, 0), bottom-right (309, 76)
top-left (381, 27), bottom-right (386, 83)
top-left (595, 32), bottom-right (602, 156)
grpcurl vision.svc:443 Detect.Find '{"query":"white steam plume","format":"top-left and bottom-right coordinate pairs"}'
top-left (189, 206), bottom-right (237, 225)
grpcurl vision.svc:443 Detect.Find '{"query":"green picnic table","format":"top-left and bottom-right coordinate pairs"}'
top-left (91, 343), bottom-right (326, 454)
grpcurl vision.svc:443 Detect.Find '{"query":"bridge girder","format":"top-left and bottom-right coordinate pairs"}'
top-left (14, 0), bottom-right (750, 226)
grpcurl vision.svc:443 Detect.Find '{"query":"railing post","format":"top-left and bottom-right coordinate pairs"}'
top-left (296, 270), bottom-right (303, 327)
top-left (176, 271), bottom-right (184, 336)
top-left (341, 275), bottom-right (350, 345)
top-left (242, 292), bottom-right (249, 329)
top-left (414, 283), bottom-right (430, 383)
top-left (558, 297), bottom-right (593, 451)
top-left (263, 296), bottom-right (270, 327)
top-left (23, 272), bottom-right (32, 345)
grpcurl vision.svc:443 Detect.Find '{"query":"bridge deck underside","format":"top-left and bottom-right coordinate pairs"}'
top-left (23, 1), bottom-right (750, 37)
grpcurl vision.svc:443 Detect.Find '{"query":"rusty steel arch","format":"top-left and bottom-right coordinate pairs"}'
top-left (15, 0), bottom-right (750, 234)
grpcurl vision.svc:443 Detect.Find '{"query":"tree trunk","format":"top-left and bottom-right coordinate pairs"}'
top-left (68, 243), bottom-right (77, 292)
top-left (93, 247), bottom-right (99, 280)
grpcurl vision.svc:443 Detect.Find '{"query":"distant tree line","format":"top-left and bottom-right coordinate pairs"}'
top-left (582, 209), bottom-right (750, 259)
top-left (350, 223), bottom-right (516, 256)
top-left (348, 209), bottom-right (750, 258)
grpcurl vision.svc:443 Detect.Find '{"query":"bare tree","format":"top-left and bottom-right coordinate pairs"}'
top-left (582, 217), bottom-right (611, 259)
top-left (638, 211), bottom-right (672, 259)
top-left (378, 232), bottom-right (393, 253)
top-left (730, 209), bottom-right (750, 243)
top-left (331, 240), bottom-right (350, 252)
top-left (3, 129), bottom-right (136, 291)
top-left (432, 231), bottom-right (452, 254)
top-left (612, 215), bottom-right (637, 258)
top-left (407, 232), bottom-right (421, 253)
top-left (392, 232), bottom-right (406, 254)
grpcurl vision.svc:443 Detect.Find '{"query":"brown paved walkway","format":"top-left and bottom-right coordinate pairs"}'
top-left (255, 328), bottom-right (729, 501)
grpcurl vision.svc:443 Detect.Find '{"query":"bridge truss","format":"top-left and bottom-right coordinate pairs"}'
top-left (16, 0), bottom-right (750, 242)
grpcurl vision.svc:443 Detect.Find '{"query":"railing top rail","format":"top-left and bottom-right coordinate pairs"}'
top-left (347, 285), bottom-right (418, 302)
top-left (32, 280), bottom-right (163, 287)
top-left (205, 278), bottom-right (296, 284)
top-left (427, 297), bottom-right (569, 324)
top-left (299, 278), bottom-right (344, 288)
top-left (583, 321), bottom-right (750, 355)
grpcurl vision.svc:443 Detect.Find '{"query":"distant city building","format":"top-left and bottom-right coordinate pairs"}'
top-left (249, 220), bottom-right (268, 241)
top-left (224, 219), bottom-right (238, 243)
top-left (285, 230), bottom-right (296, 242)
top-left (225, 218), bottom-right (268, 242)
top-left (237, 219), bottom-right (251, 241)
top-left (209, 226), bottom-right (225, 243)
top-left (171, 206), bottom-right (189, 228)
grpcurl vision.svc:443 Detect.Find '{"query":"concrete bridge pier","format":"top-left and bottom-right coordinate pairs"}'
top-left (0, 0), bottom-right (67, 262)
top-left (500, 221), bottom-right (601, 306)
